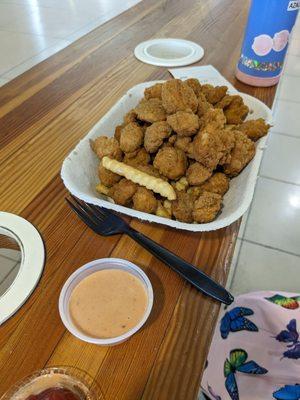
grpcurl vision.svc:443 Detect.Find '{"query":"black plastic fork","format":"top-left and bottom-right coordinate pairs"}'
top-left (66, 195), bottom-right (234, 305)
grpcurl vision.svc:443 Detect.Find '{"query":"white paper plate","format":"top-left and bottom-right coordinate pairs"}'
top-left (134, 38), bottom-right (204, 67)
top-left (61, 80), bottom-right (272, 232)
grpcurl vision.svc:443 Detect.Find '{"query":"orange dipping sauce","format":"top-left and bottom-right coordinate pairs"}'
top-left (69, 269), bottom-right (148, 338)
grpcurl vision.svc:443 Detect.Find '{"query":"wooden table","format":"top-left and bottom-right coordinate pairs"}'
top-left (0, 0), bottom-right (277, 398)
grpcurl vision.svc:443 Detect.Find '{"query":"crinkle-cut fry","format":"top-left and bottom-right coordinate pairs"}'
top-left (102, 156), bottom-right (176, 201)
top-left (96, 183), bottom-right (110, 196)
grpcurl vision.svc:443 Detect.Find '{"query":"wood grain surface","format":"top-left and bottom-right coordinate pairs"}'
top-left (0, 0), bottom-right (277, 399)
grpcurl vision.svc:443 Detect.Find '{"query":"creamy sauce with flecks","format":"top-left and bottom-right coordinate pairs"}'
top-left (69, 269), bottom-right (148, 338)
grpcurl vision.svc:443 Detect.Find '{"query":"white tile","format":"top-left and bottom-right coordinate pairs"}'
top-left (0, 77), bottom-right (9, 86)
top-left (0, 262), bottom-right (20, 296)
top-left (2, 39), bottom-right (70, 80)
top-left (0, 30), bottom-right (61, 75)
top-left (238, 210), bottom-right (249, 239)
top-left (272, 99), bottom-right (300, 138)
top-left (278, 76), bottom-right (300, 103)
top-left (288, 38), bottom-right (300, 56)
top-left (231, 241), bottom-right (300, 295)
top-left (226, 239), bottom-right (241, 289)
top-left (0, 249), bottom-right (21, 261)
top-left (284, 54), bottom-right (300, 77)
top-left (244, 177), bottom-right (300, 255)
top-left (260, 133), bottom-right (300, 185)
top-left (0, 256), bottom-right (17, 281)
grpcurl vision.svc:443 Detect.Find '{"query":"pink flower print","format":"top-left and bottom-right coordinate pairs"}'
top-left (273, 30), bottom-right (290, 52)
top-left (252, 34), bottom-right (273, 56)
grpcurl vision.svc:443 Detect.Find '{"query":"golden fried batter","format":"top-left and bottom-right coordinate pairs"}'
top-left (215, 94), bottom-right (234, 109)
top-left (91, 136), bottom-right (123, 161)
top-left (156, 201), bottom-right (172, 219)
top-left (108, 178), bottom-right (137, 206)
top-left (197, 92), bottom-right (213, 118)
top-left (192, 130), bottom-right (223, 170)
top-left (167, 111), bottom-right (199, 136)
top-left (201, 84), bottom-right (227, 105)
top-left (144, 121), bottom-right (172, 153)
top-left (171, 191), bottom-right (194, 223)
top-left (135, 98), bottom-right (166, 123)
top-left (223, 131), bottom-right (255, 176)
top-left (174, 136), bottom-right (192, 153)
top-left (200, 172), bottom-right (229, 196)
top-left (222, 95), bottom-right (249, 124)
top-left (144, 83), bottom-right (163, 100)
top-left (123, 109), bottom-right (137, 124)
top-left (168, 134), bottom-right (177, 144)
top-left (120, 122), bottom-right (144, 153)
top-left (98, 161), bottom-right (121, 187)
top-left (114, 124), bottom-right (123, 142)
top-left (136, 164), bottom-right (163, 179)
top-left (192, 191), bottom-right (222, 223)
top-left (238, 118), bottom-right (270, 141)
top-left (123, 148), bottom-right (150, 167)
top-left (153, 147), bottom-right (187, 180)
top-left (218, 128), bottom-right (236, 165)
top-left (161, 79), bottom-right (198, 114)
top-left (186, 162), bottom-right (212, 186)
top-left (185, 78), bottom-right (202, 97)
top-left (133, 187), bottom-right (158, 213)
top-left (200, 108), bottom-right (226, 131)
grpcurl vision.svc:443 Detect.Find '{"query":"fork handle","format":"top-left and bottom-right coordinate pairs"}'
top-left (125, 227), bottom-right (234, 305)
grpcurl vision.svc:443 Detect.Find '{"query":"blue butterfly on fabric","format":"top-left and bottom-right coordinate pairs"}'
top-left (220, 307), bottom-right (258, 339)
top-left (273, 384), bottom-right (300, 400)
top-left (224, 349), bottom-right (268, 400)
top-left (276, 319), bottom-right (300, 360)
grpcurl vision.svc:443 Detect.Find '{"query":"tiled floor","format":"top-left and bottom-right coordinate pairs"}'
top-left (229, 19), bottom-right (300, 296)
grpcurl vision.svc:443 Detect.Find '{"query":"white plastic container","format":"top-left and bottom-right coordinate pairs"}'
top-left (61, 80), bottom-right (273, 232)
top-left (59, 258), bottom-right (153, 346)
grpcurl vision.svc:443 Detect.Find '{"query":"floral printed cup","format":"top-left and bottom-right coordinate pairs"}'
top-left (273, 30), bottom-right (289, 52)
top-left (251, 34), bottom-right (273, 56)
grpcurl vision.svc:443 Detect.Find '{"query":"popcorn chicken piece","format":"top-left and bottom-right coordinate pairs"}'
top-left (197, 92), bottom-right (213, 118)
top-left (114, 124), bottom-right (123, 142)
top-left (192, 191), bottom-right (222, 223)
top-left (168, 134), bottom-right (177, 144)
top-left (120, 122), bottom-right (144, 153)
top-left (90, 136), bottom-right (123, 161)
top-left (135, 98), bottom-right (166, 123)
top-left (200, 108), bottom-right (226, 131)
top-left (174, 136), bottom-right (192, 154)
top-left (153, 147), bottom-right (187, 180)
top-left (167, 111), bottom-right (199, 136)
top-left (186, 162), bottom-right (212, 186)
top-left (200, 172), bottom-right (229, 196)
top-left (174, 176), bottom-right (189, 191)
top-left (123, 148), bottom-right (150, 167)
top-left (108, 178), bottom-right (137, 206)
top-left (133, 187), bottom-right (158, 213)
top-left (218, 127), bottom-right (236, 165)
top-left (215, 94), bottom-right (234, 109)
top-left (144, 121), bottom-right (172, 153)
top-left (223, 131), bottom-right (255, 177)
top-left (187, 186), bottom-right (203, 198)
top-left (161, 79), bottom-right (198, 114)
top-left (192, 129), bottom-right (223, 170)
top-left (144, 83), bottom-right (163, 100)
top-left (171, 191), bottom-right (194, 223)
top-left (156, 201), bottom-right (172, 219)
top-left (185, 78), bottom-right (202, 97)
top-left (216, 95), bottom-right (249, 124)
top-left (98, 161), bottom-right (121, 187)
top-left (238, 118), bottom-right (271, 141)
top-left (123, 109), bottom-right (137, 124)
top-left (201, 84), bottom-right (227, 104)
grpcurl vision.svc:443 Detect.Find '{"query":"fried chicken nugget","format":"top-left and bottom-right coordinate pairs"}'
top-left (201, 84), bottom-right (227, 105)
top-left (186, 162), bottom-right (212, 186)
top-left (135, 98), bottom-right (166, 123)
top-left (108, 178), bottom-right (137, 206)
top-left (167, 111), bottom-right (199, 136)
top-left (161, 79), bottom-right (198, 114)
top-left (192, 191), bottom-right (222, 223)
top-left (98, 161), bottom-right (121, 187)
top-left (200, 172), bottom-right (229, 196)
top-left (238, 118), bottom-right (271, 141)
top-left (123, 109), bottom-right (137, 124)
top-left (171, 191), bottom-right (195, 223)
top-left (223, 131), bottom-right (255, 177)
top-left (119, 122), bottom-right (144, 153)
top-left (197, 92), bottom-right (213, 118)
top-left (144, 83), bottom-right (163, 100)
top-left (156, 200), bottom-right (172, 219)
top-left (192, 129), bottom-right (223, 170)
top-left (174, 136), bottom-right (192, 153)
top-left (168, 134), bottom-right (177, 144)
top-left (218, 127), bottom-right (236, 165)
top-left (133, 187), bottom-right (158, 213)
top-left (200, 108), bottom-right (226, 131)
top-left (153, 147), bottom-right (187, 180)
top-left (114, 124), bottom-right (123, 142)
top-left (123, 148), bottom-right (150, 167)
top-left (90, 136), bottom-right (123, 160)
top-left (144, 121), bottom-right (172, 153)
top-left (185, 78), bottom-right (202, 97)
top-left (218, 95), bottom-right (249, 124)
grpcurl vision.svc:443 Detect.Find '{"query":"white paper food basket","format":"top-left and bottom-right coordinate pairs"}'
top-left (61, 80), bottom-right (272, 232)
